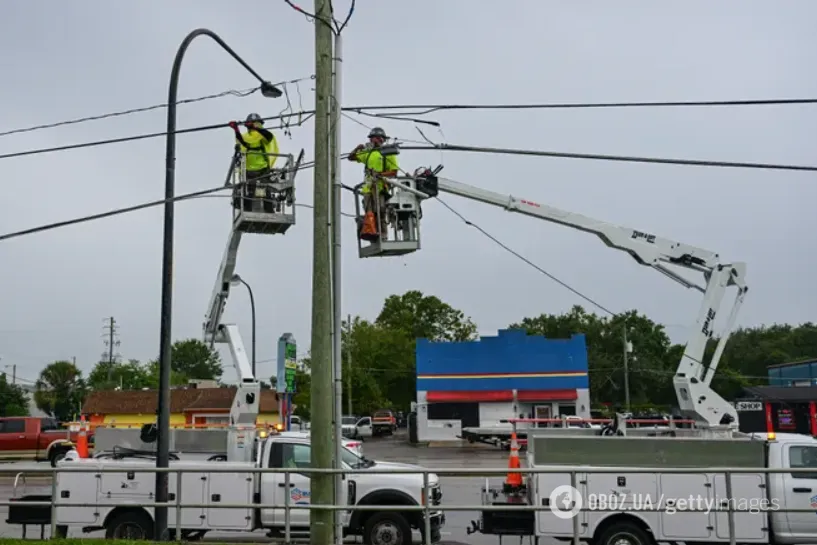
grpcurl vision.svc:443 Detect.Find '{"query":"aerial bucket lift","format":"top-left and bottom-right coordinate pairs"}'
top-left (353, 165), bottom-right (440, 259)
top-left (201, 147), bottom-right (304, 462)
top-left (363, 163), bottom-right (746, 431)
top-left (230, 147), bottom-right (303, 234)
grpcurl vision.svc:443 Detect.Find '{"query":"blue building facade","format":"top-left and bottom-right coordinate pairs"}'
top-left (768, 359), bottom-right (817, 386)
top-left (415, 329), bottom-right (590, 442)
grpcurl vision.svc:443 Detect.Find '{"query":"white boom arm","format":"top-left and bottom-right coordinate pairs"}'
top-left (203, 227), bottom-right (243, 346)
top-left (201, 225), bottom-right (260, 462)
top-left (434, 177), bottom-right (748, 428)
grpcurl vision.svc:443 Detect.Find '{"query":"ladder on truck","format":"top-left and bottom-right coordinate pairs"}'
top-left (202, 147), bottom-right (304, 462)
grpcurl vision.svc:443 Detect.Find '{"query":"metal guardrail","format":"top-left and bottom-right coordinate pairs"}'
top-left (1, 465), bottom-right (807, 545)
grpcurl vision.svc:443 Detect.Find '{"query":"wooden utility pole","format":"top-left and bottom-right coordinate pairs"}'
top-left (309, 1), bottom-right (334, 543)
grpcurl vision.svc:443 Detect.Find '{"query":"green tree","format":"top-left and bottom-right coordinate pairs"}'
top-left (0, 375), bottom-right (29, 417)
top-left (292, 360), bottom-right (312, 421)
top-left (511, 306), bottom-right (678, 407)
top-left (87, 359), bottom-right (150, 390)
top-left (34, 360), bottom-right (86, 422)
top-left (144, 360), bottom-right (189, 389)
top-left (170, 339), bottom-right (222, 380)
top-left (703, 322), bottom-right (817, 399)
top-left (343, 317), bottom-right (413, 415)
top-left (376, 290), bottom-right (478, 342)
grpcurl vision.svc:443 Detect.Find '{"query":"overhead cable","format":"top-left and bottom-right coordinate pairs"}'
top-left (0, 181), bottom-right (356, 243)
top-left (353, 97), bottom-right (817, 117)
top-left (0, 75), bottom-right (314, 139)
top-left (3, 94), bottom-right (812, 147)
top-left (400, 143), bottom-right (817, 173)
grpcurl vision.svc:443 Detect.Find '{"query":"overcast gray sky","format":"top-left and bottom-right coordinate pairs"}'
top-left (0, 1), bottom-right (814, 385)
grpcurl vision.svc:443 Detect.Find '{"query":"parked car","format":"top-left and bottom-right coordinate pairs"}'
top-left (342, 416), bottom-right (373, 440)
top-left (273, 415), bottom-right (308, 432)
top-left (0, 416), bottom-right (92, 467)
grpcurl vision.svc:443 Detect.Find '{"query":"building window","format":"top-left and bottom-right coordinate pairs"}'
top-left (192, 414), bottom-right (230, 427)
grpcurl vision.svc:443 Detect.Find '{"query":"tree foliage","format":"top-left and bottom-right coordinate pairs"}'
top-left (34, 360), bottom-right (86, 422)
top-left (376, 290), bottom-right (478, 342)
top-left (170, 339), bottom-right (222, 380)
top-left (511, 306), bottom-right (678, 407)
top-left (0, 374), bottom-right (29, 417)
top-left (88, 359), bottom-right (149, 390)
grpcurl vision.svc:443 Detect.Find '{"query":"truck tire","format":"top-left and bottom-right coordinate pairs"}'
top-left (49, 448), bottom-right (68, 467)
top-left (105, 509), bottom-right (154, 540)
top-left (596, 520), bottom-right (654, 545)
top-left (363, 512), bottom-right (412, 545)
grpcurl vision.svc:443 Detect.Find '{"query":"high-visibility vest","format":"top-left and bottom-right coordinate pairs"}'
top-left (238, 130), bottom-right (279, 171)
top-left (353, 148), bottom-right (398, 194)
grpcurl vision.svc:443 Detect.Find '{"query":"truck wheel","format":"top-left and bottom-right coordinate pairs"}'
top-left (363, 512), bottom-right (412, 545)
top-left (596, 520), bottom-right (654, 545)
top-left (105, 510), bottom-right (154, 540)
top-left (49, 449), bottom-right (68, 467)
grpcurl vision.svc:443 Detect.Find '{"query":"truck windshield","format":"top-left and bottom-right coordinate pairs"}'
top-left (342, 447), bottom-right (371, 468)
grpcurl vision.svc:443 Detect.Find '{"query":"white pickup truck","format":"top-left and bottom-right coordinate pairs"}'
top-left (473, 432), bottom-right (817, 545)
top-left (7, 434), bottom-right (445, 544)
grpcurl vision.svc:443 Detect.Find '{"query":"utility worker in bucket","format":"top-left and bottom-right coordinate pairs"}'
top-left (229, 113), bottom-right (279, 213)
top-left (348, 127), bottom-right (399, 240)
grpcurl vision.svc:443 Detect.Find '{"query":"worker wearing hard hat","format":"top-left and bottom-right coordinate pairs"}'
top-left (348, 127), bottom-right (399, 240)
top-left (229, 113), bottom-right (280, 213)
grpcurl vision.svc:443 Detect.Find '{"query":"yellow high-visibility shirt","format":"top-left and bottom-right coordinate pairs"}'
top-left (238, 129), bottom-right (279, 171)
top-left (352, 148), bottom-right (399, 194)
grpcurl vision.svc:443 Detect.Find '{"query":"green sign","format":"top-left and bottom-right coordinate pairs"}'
top-left (284, 342), bottom-right (297, 393)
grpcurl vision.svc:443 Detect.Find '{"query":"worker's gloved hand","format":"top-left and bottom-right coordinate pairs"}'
top-left (228, 121), bottom-right (239, 130)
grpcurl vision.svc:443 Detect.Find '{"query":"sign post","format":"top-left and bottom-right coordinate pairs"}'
top-left (277, 333), bottom-right (297, 430)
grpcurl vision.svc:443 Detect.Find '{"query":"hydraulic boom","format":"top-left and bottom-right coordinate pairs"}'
top-left (381, 170), bottom-right (748, 429)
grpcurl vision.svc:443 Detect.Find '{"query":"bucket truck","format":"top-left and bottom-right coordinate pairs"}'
top-left (201, 149), bottom-right (302, 462)
top-left (353, 165), bottom-right (748, 431)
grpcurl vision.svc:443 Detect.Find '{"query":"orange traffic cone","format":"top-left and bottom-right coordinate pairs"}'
top-left (504, 430), bottom-right (523, 490)
top-left (360, 211), bottom-right (380, 241)
top-left (76, 415), bottom-right (89, 458)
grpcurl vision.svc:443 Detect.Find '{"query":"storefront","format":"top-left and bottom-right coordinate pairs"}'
top-left (735, 386), bottom-right (817, 436)
top-left (414, 329), bottom-right (590, 442)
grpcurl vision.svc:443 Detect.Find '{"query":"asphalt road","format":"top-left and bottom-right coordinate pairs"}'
top-left (0, 434), bottom-right (532, 545)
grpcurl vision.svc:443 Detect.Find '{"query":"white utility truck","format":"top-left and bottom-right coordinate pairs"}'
top-left (471, 430), bottom-right (817, 545)
top-left (7, 432), bottom-right (445, 544)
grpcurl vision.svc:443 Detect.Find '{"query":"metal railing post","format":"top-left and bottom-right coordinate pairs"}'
top-left (175, 469), bottom-right (183, 541)
top-left (725, 471), bottom-right (736, 545)
top-left (423, 471), bottom-right (431, 545)
top-left (49, 469), bottom-right (57, 538)
top-left (570, 470), bottom-right (580, 545)
top-left (284, 470), bottom-right (291, 543)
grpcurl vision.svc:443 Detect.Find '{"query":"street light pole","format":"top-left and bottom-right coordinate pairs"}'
top-left (231, 274), bottom-right (257, 376)
top-left (156, 28), bottom-right (281, 540)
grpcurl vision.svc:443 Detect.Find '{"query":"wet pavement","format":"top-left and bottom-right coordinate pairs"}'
top-left (0, 435), bottom-right (540, 544)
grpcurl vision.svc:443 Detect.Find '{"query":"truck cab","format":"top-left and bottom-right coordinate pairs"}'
top-left (760, 432), bottom-right (817, 544)
top-left (257, 434), bottom-right (444, 543)
top-left (0, 417), bottom-right (83, 466)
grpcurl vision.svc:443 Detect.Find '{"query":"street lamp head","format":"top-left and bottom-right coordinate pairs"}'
top-left (260, 81), bottom-right (283, 98)
top-left (230, 274), bottom-right (243, 286)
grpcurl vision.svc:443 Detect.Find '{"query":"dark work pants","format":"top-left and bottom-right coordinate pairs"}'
top-left (244, 168), bottom-right (274, 212)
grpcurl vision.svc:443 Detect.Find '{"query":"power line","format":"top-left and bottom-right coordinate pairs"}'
top-left (354, 97), bottom-right (817, 117)
top-left (0, 186), bottom-right (228, 242)
top-left (0, 181), bottom-right (358, 243)
top-left (400, 142), bottom-right (817, 173)
top-left (0, 75), bottom-right (314, 140)
top-left (3, 96), bottom-right (814, 160)
top-left (0, 87), bottom-right (258, 138)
